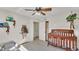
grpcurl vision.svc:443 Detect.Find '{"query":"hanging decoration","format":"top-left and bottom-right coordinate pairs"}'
top-left (6, 16), bottom-right (16, 28)
top-left (66, 11), bottom-right (78, 29)
top-left (0, 22), bottom-right (10, 33)
top-left (21, 25), bottom-right (28, 39)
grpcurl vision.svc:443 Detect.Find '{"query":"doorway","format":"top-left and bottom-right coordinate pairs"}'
top-left (45, 21), bottom-right (49, 41)
top-left (33, 22), bottom-right (39, 40)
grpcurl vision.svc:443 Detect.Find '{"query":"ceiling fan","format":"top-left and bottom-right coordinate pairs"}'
top-left (24, 7), bottom-right (52, 15)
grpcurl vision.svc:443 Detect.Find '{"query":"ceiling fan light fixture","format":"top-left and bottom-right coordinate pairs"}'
top-left (36, 12), bottom-right (41, 15)
top-left (25, 7), bottom-right (52, 16)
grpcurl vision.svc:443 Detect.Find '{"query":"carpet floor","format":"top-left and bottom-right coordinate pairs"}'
top-left (23, 39), bottom-right (65, 51)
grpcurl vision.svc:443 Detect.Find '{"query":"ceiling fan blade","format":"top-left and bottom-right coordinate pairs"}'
top-left (32, 12), bottom-right (36, 15)
top-left (41, 12), bottom-right (46, 15)
top-left (24, 9), bottom-right (35, 11)
top-left (41, 8), bottom-right (52, 11)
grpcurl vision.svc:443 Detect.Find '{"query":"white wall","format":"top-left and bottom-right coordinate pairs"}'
top-left (0, 8), bottom-right (47, 44)
top-left (39, 21), bottom-right (45, 41)
top-left (0, 9), bottom-right (33, 44)
top-left (45, 8), bottom-right (79, 36)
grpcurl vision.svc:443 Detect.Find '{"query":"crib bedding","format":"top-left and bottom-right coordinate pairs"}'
top-left (0, 41), bottom-right (28, 51)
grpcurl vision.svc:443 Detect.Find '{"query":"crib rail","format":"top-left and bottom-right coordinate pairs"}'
top-left (48, 29), bottom-right (77, 51)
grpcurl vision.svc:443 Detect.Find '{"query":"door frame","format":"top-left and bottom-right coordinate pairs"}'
top-left (45, 21), bottom-right (49, 41)
top-left (33, 21), bottom-right (39, 40)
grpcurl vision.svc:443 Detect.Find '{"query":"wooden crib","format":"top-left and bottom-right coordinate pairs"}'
top-left (48, 29), bottom-right (78, 51)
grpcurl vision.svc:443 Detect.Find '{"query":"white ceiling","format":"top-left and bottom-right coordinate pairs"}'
top-left (0, 7), bottom-right (79, 20)
top-left (0, 7), bottom-right (34, 17)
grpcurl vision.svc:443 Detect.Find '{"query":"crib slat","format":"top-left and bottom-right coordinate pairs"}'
top-left (48, 29), bottom-right (77, 51)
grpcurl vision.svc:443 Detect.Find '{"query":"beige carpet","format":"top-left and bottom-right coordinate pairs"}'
top-left (23, 39), bottom-right (65, 51)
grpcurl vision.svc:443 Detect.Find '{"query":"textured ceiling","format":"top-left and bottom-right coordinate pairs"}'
top-left (0, 7), bottom-right (79, 20)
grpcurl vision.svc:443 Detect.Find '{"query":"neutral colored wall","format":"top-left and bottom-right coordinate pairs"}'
top-left (0, 9), bottom-right (33, 44)
top-left (39, 21), bottom-right (45, 41)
